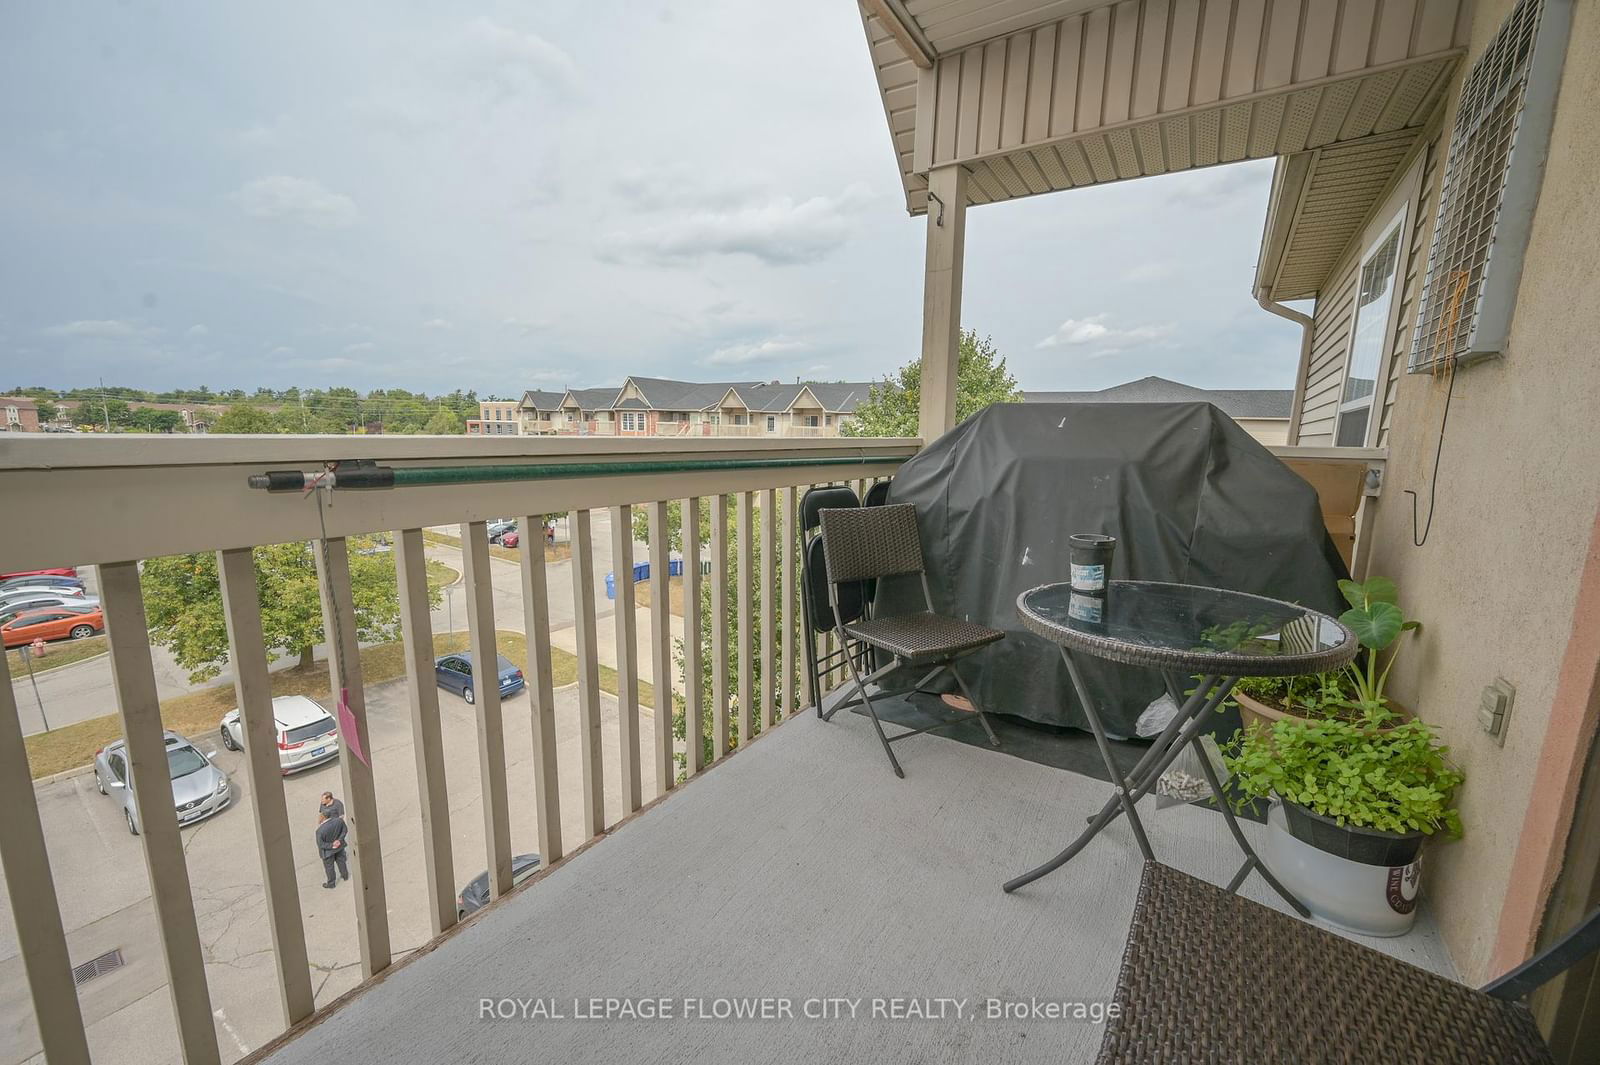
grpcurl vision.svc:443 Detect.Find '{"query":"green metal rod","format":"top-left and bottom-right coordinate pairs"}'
top-left (388, 454), bottom-right (904, 487)
top-left (249, 452), bottom-right (908, 492)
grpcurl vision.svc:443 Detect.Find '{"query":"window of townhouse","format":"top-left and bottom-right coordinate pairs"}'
top-left (1336, 214), bottom-right (1405, 447)
top-left (766, 415), bottom-right (776, 432)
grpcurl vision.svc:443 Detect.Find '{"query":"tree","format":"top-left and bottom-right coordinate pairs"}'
top-left (843, 329), bottom-right (1022, 437)
top-left (423, 408), bottom-right (464, 434)
top-left (211, 404), bottom-right (281, 434)
top-left (130, 408), bottom-right (186, 433)
top-left (141, 537), bottom-right (428, 682)
top-left (33, 398), bottom-right (59, 424)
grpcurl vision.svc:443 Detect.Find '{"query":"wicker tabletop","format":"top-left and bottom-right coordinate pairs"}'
top-left (1016, 580), bottom-right (1358, 677)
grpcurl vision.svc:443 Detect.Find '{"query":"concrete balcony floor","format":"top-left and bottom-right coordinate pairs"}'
top-left (260, 703), bottom-right (1455, 1065)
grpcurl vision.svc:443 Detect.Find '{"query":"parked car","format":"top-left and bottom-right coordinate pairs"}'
top-left (0, 583), bottom-right (87, 607)
top-left (500, 530), bottom-right (521, 549)
top-left (457, 853), bottom-right (542, 918)
top-left (1, 567), bottom-right (77, 581)
top-left (487, 519), bottom-right (517, 544)
top-left (2, 606), bottom-right (104, 648)
top-left (434, 651), bottom-right (524, 704)
top-left (219, 695), bottom-right (341, 774)
top-left (0, 598), bottom-right (99, 628)
top-left (0, 574), bottom-right (86, 594)
top-left (93, 731), bottom-right (231, 835)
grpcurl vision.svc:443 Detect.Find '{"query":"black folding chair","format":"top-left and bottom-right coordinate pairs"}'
top-left (799, 485), bottom-right (868, 714)
top-left (816, 503), bottom-right (1003, 778)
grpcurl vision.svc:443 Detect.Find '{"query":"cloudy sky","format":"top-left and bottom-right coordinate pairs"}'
top-left (0, 1), bottom-right (1302, 396)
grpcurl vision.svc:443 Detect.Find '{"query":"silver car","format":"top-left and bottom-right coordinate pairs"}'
top-left (219, 695), bottom-right (341, 774)
top-left (93, 731), bottom-right (232, 835)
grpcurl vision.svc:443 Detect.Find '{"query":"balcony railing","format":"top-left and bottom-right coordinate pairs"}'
top-left (0, 432), bottom-right (915, 1065)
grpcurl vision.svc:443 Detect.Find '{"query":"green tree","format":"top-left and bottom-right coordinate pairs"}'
top-left (130, 408), bottom-right (186, 433)
top-left (424, 408), bottom-right (464, 434)
top-left (211, 404), bottom-right (281, 434)
top-left (843, 329), bottom-right (1021, 438)
top-left (140, 537), bottom-right (427, 682)
top-left (33, 398), bottom-right (59, 423)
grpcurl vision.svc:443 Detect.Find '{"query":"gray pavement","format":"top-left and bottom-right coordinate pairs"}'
top-left (2, 671), bottom-right (663, 1065)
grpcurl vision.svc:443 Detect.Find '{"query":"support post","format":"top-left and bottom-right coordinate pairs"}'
top-left (682, 497), bottom-right (706, 776)
top-left (395, 529), bottom-right (456, 934)
top-left (218, 547), bottom-right (315, 1023)
top-left (0, 653), bottom-right (91, 1065)
top-left (918, 164), bottom-right (968, 443)
top-left (519, 517), bottom-right (564, 862)
top-left (648, 500), bottom-right (675, 795)
top-left (571, 509), bottom-right (606, 836)
top-left (611, 505), bottom-right (643, 811)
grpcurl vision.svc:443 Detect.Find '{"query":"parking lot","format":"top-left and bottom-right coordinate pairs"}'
top-left (2, 650), bottom-right (663, 1063)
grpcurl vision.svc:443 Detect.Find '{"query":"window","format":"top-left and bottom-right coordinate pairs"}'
top-left (804, 415), bottom-right (819, 428)
top-left (765, 415), bottom-right (776, 432)
top-left (1337, 221), bottom-right (1404, 447)
top-left (620, 412), bottom-right (639, 431)
top-left (109, 753), bottom-right (126, 782)
top-left (1410, 0), bottom-right (1568, 370)
top-left (4, 406), bottom-right (17, 425)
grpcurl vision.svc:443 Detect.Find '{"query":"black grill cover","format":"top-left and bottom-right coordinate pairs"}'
top-left (876, 402), bottom-right (1348, 737)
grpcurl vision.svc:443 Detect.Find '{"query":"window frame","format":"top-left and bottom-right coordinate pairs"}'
top-left (1335, 208), bottom-right (1409, 449)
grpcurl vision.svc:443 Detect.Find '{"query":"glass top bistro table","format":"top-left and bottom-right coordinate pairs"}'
top-left (1003, 580), bottom-right (1359, 914)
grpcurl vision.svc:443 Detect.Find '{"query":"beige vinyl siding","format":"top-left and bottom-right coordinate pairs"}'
top-left (1295, 270), bottom-right (1360, 445)
top-left (1378, 131), bottom-right (1444, 445)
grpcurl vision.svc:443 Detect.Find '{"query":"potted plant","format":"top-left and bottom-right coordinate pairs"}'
top-left (1234, 576), bottom-right (1420, 734)
top-left (1222, 714), bottom-right (1463, 934)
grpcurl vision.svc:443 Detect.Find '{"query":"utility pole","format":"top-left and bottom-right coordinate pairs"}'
top-left (98, 377), bottom-right (111, 432)
top-left (299, 391), bottom-right (308, 431)
top-left (20, 644), bottom-right (49, 732)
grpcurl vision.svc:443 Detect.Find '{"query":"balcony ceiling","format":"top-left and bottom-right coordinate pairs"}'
top-left (256, 706), bottom-right (1453, 1065)
top-left (859, 0), bottom-right (1466, 215)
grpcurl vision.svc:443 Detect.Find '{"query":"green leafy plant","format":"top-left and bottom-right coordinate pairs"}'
top-left (1223, 716), bottom-right (1463, 837)
top-left (1337, 576), bottom-right (1421, 718)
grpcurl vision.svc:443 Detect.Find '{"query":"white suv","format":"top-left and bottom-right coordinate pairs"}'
top-left (219, 695), bottom-right (341, 775)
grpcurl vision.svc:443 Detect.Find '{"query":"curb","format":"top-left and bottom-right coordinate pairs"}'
top-left (8, 648), bottom-right (111, 678)
top-left (36, 763), bottom-right (96, 786)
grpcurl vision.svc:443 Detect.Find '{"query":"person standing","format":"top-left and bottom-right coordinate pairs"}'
top-left (319, 791), bottom-right (344, 820)
top-left (317, 812), bottom-right (349, 889)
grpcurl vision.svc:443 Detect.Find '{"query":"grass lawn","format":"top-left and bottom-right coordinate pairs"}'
top-left (7, 635), bottom-right (109, 677)
top-left (425, 558), bottom-right (458, 591)
top-left (423, 528), bottom-right (572, 565)
top-left (24, 628), bottom-right (652, 780)
top-left (631, 576), bottom-right (686, 617)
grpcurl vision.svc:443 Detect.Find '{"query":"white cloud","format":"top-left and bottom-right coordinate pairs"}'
top-left (42, 319), bottom-right (148, 338)
top-left (704, 336), bottom-right (808, 367)
top-left (1035, 314), bottom-right (1175, 352)
top-left (232, 175), bottom-right (359, 228)
top-left (343, 341), bottom-right (376, 353)
top-left (187, 323), bottom-right (209, 337)
top-left (422, 318), bottom-right (452, 330)
top-left (600, 186), bottom-right (870, 267)
top-left (460, 18), bottom-right (578, 97)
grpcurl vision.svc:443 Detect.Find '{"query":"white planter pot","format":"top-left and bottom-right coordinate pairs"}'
top-left (1261, 799), bottom-right (1422, 937)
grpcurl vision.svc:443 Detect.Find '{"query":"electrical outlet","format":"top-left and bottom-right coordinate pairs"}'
top-left (1479, 677), bottom-right (1516, 745)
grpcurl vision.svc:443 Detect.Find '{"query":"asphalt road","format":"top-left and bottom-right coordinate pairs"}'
top-left (12, 512), bottom-right (638, 736)
top-left (1, 670), bottom-right (664, 1065)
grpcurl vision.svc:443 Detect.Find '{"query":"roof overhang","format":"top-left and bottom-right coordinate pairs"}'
top-left (859, 0), bottom-right (1464, 215)
top-left (1254, 128), bottom-right (1428, 301)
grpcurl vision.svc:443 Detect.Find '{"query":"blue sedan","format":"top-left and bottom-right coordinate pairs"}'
top-left (434, 651), bottom-right (525, 705)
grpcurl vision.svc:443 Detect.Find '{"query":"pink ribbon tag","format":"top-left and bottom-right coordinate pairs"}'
top-left (336, 688), bottom-right (370, 767)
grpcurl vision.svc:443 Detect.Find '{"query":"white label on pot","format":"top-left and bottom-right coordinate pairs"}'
top-left (1386, 858), bottom-right (1422, 914)
top-left (1071, 563), bottom-right (1105, 591)
top-left (1068, 593), bottom-right (1104, 623)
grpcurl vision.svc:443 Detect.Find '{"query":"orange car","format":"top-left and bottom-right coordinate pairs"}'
top-left (1, 606), bottom-right (104, 648)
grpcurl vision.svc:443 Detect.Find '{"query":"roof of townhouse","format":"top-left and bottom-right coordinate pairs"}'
top-left (563, 386), bottom-right (624, 410)
top-left (1022, 376), bottom-right (1293, 419)
top-left (518, 389), bottom-right (565, 410)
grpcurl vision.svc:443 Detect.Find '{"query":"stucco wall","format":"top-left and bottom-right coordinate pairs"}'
top-left (1363, 0), bottom-right (1600, 984)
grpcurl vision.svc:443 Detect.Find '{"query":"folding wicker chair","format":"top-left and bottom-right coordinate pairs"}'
top-left (817, 503), bottom-right (1004, 778)
top-left (1096, 860), bottom-right (1600, 1064)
